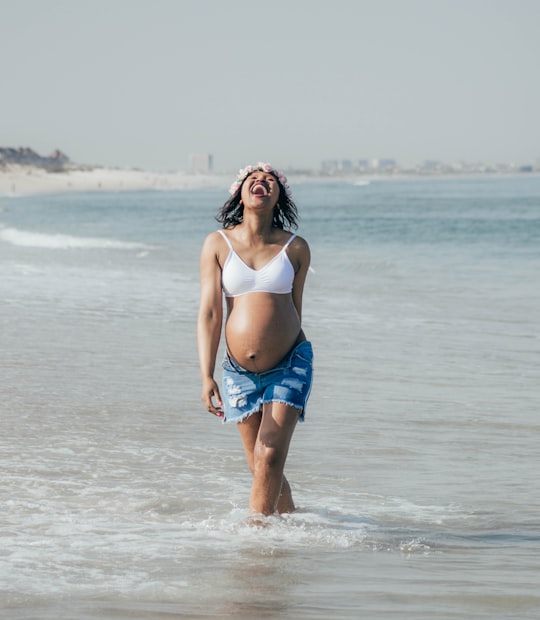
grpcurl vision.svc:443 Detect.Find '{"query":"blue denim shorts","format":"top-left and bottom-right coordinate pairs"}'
top-left (221, 341), bottom-right (314, 424)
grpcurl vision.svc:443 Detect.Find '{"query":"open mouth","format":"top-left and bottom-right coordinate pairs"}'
top-left (250, 181), bottom-right (269, 196)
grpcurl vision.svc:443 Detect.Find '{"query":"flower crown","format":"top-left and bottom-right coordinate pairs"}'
top-left (228, 162), bottom-right (292, 198)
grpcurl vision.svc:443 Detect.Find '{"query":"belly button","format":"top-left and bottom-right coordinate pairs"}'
top-left (249, 354), bottom-right (256, 360)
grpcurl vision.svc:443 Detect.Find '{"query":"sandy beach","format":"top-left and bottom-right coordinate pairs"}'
top-left (3, 164), bottom-right (535, 199)
top-left (0, 164), bottom-right (231, 196)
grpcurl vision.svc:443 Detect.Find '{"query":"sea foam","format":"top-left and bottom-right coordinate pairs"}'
top-left (0, 225), bottom-right (151, 250)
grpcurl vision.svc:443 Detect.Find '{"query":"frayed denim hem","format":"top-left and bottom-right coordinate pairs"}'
top-left (222, 399), bottom-right (305, 424)
top-left (264, 398), bottom-right (305, 423)
top-left (222, 404), bottom-right (261, 424)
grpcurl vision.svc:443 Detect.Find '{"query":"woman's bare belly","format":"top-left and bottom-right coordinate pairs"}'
top-left (225, 293), bottom-right (303, 372)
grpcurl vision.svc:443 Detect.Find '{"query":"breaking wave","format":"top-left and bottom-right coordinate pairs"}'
top-left (0, 224), bottom-right (152, 250)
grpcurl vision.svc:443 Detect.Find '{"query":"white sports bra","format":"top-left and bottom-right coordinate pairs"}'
top-left (218, 230), bottom-right (296, 298)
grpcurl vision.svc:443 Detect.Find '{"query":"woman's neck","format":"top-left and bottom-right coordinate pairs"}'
top-left (239, 212), bottom-right (276, 240)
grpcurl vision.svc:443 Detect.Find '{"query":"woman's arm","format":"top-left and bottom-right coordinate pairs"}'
top-left (290, 236), bottom-right (311, 321)
top-left (197, 232), bottom-right (224, 417)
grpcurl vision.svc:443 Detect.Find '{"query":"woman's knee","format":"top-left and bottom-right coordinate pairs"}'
top-left (253, 441), bottom-right (286, 472)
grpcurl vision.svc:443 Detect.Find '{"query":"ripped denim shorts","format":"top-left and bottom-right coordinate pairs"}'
top-left (221, 341), bottom-right (314, 424)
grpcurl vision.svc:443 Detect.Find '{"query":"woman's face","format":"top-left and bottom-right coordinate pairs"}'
top-left (240, 171), bottom-right (281, 210)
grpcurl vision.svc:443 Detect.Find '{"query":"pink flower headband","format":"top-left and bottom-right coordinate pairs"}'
top-left (229, 162), bottom-right (292, 198)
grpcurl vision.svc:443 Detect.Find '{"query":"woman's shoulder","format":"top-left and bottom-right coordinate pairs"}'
top-left (203, 229), bottom-right (230, 242)
top-left (201, 229), bottom-right (230, 255)
top-left (287, 231), bottom-right (309, 250)
top-left (286, 232), bottom-right (310, 266)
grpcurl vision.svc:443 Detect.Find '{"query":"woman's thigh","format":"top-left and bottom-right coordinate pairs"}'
top-left (237, 403), bottom-right (299, 468)
top-left (237, 411), bottom-right (262, 472)
top-left (257, 401), bottom-right (300, 458)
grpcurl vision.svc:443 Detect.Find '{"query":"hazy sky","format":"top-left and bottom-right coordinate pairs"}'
top-left (1, 0), bottom-right (539, 171)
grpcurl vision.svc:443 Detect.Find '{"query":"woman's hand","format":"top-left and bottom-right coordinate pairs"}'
top-left (201, 377), bottom-right (224, 418)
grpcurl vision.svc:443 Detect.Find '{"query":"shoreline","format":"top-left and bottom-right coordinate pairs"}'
top-left (1, 164), bottom-right (538, 197)
top-left (0, 165), bottom-right (231, 197)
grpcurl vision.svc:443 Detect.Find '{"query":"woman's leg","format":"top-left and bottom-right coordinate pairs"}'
top-left (237, 403), bottom-right (300, 515)
top-left (276, 475), bottom-right (295, 515)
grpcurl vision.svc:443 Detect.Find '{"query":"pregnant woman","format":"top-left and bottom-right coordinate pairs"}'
top-left (197, 162), bottom-right (313, 517)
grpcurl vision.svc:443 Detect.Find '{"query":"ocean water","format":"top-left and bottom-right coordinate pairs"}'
top-left (1, 175), bottom-right (539, 619)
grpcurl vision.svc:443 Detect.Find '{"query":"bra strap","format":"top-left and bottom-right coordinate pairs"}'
top-left (217, 229), bottom-right (234, 251)
top-left (283, 233), bottom-right (297, 249)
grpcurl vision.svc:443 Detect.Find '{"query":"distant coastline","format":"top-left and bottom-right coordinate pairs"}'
top-left (0, 147), bottom-right (233, 195)
top-left (0, 163), bottom-right (233, 196)
top-left (1, 146), bottom-right (538, 197)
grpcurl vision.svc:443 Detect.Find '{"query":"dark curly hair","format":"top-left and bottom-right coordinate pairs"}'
top-left (216, 173), bottom-right (298, 230)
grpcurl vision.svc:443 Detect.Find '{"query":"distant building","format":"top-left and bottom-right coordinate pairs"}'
top-left (376, 159), bottom-right (397, 171)
top-left (322, 157), bottom-right (398, 174)
top-left (420, 160), bottom-right (442, 172)
top-left (321, 159), bottom-right (339, 173)
top-left (357, 159), bottom-right (369, 171)
top-left (189, 153), bottom-right (213, 174)
top-left (321, 159), bottom-right (357, 173)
